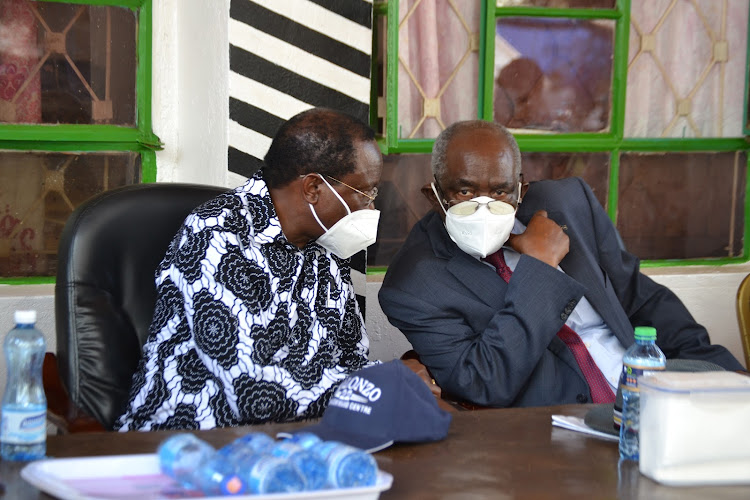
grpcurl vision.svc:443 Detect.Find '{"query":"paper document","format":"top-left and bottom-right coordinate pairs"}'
top-left (551, 415), bottom-right (619, 442)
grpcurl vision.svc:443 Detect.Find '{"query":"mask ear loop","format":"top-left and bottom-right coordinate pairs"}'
top-left (309, 204), bottom-right (329, 231)
top-left (430, 182), bottom-right (449, 216)
top-left (308, 174), bottom-right (352, 232)
top-left (517, 181), bottom-right (523, 205)
top-left (318, 175), bottom-right (352, 216)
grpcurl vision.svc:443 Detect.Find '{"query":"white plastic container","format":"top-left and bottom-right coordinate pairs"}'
top-left (639, 371), bottom-right (750, 486)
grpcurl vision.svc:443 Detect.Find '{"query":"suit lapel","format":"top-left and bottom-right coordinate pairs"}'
top-left (518, 191), bottom-right (632, 344)
top-left (549, 209), bottom-right (634, 345)
top-left (445, 251), bottom-right (508, 309)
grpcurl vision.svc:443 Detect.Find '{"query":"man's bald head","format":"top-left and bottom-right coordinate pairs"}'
top-left (432, 120), bottom-right (521, 186)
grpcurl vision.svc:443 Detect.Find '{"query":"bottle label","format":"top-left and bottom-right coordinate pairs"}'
top-left (1, 408), bottom-right (46, 445)
top-left (621, 364), bottom-right (665, 393)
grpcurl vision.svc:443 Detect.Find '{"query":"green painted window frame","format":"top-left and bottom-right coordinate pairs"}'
top-left (0, 0), bottom-right (158, 284)
top-left (373, 0), bottom-right (750, 268)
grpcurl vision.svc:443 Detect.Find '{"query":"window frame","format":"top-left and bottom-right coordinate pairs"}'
top-left (373, 0), bottom-right (750, 269)
top-left (0, 0), bottom-right (158, 284)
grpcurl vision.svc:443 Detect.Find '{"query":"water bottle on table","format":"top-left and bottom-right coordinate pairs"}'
top-left (270, 440), bottom-right (327, 490)
top-left (284, 431), bottom-right (322, 449)
top-left (158, 433), bottom-right (215, 490)
top-left (218, 431), bottom-right (274, 458)
top-left (193, 450), bottom-right (245, 496)
top-left (234, 451), bottom-right (306, 494)
top-left (1, 310), bottom-right (47, 461)
top-left (311, 441), bottom-right (378, 488)
top-left (618, 326), bottom-right (666, 461)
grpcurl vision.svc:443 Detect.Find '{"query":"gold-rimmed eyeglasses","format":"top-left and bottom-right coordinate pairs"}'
top-left (325, 175), bottom-right (378, 202)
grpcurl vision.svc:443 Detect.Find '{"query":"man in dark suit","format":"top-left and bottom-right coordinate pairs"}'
top-left (378, 120), bottom-right (743, 408)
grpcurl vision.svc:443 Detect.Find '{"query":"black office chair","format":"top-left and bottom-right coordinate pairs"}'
top-left (46, 182), bottom-right (229, 432)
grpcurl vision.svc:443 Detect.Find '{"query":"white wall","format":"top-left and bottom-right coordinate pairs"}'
top-left (153, 0), bottom-right (232, 187)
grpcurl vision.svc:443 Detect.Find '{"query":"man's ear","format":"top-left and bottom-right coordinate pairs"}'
top-left (520, 181), bottom-right (530, 203)
top-left (421, 183), bottom-right (444, 214)
top-left (301, 174), bottom-right (324, 204)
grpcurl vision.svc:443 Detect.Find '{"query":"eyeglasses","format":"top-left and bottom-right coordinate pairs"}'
top-left (448, 199), bottom-right (515, 216)
top-left (325, 175), bottom-right (378, 202)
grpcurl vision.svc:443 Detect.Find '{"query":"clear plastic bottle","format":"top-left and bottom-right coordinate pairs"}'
top-left (311, 441), bottom-right (378, 488)
top-left (618, 326), bottom-right (666, 461)
top-left (217, 431), bottom-right (274, 458)
top-left (158, 433), bottom-right (215, 490)
top-left (234, 451), bottom-right (306, 494)
top-left (270, 440), bottom-right (327, 490)
top-left (193, 450), bottom-right (245, 496)
top-left (284, 431), bottom-right (322, 449)
top-left (1, 310), bottom-right (47, 461)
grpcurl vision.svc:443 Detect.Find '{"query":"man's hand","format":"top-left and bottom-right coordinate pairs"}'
top-left (402, 358), bottom-right (442, 399)
top-left (401, 357), bottom-right (459, 413)
top-left (508, 210), bottom-right (569, 268)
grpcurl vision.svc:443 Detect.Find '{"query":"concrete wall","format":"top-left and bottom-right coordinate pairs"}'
top-left (152, 0), bottom-right (231, 187)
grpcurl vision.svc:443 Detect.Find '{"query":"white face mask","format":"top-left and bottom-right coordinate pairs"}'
top-left (431, 182), bottom-right (517, 259)
top-left (310, 175), bottom-right (381, 259)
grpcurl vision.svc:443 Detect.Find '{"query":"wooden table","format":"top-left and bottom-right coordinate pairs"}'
top-left (2, 404), bottom-right (749, 499)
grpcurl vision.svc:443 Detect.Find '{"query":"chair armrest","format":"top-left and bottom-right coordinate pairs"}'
top-left (43, 353), bottom-right (106, 433)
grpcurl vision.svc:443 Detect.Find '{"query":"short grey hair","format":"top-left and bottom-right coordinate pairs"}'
top-left (431, 120), bottom-right (522, 185)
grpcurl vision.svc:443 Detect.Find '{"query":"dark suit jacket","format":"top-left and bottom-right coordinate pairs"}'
top-left (379, 177), bottom-right (743, 407)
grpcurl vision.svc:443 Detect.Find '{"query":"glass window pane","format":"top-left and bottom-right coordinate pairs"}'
top-left (625, 0), bottom-right (749, 137)
top-left (617, 152), bottom-right (746, 260)
top-left (0, 151), bottom-right (140, 277)
top-left (494, 17), bottom-right (614, 133)
top-left (0, 0), bottom-right (136, 125)
top-left (497, 0), bottom-right (615, 7)
top-left (398, 0), bottom-right (479, 140)
top-left (522, 152), bottom-right (610, 207)
top-left (369, 154), bottom-right (433, 266)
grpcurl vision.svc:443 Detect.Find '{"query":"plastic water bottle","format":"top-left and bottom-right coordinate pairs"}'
top-left (311, 441), bottom-right (378, 488)
top-left (218, 431), bottom-right (274, 458)
top-left (158, 433), bottom-right (215, 489)
top-left (193, 450), bottom-right (245, 496)
top-left (234, 451), bottom-right (306, 494)
top-left (284, 431), bottom-right (322, 449)
top-left (1, 310), bottom-right (47, 461)
top-left (618, 326), bottom-right (666, 461)
top-left (270, 440), bottom-right (327, 490)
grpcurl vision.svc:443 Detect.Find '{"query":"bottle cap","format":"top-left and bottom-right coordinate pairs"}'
top-left (14, 310), bottom-right (37, 325)
top-left (634, 326), bottom-right (656, 341)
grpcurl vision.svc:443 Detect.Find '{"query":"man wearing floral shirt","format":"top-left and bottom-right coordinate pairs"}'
top-left (116, 108), bottom-right (383, 430)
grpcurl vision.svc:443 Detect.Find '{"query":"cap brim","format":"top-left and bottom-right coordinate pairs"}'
top-left (584, 403), bottom-right (618, 437)
top-left (277, 423), bottom-right (394, 454)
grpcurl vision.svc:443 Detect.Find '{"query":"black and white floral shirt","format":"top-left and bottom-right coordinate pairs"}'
top-left (115, 172), bottom-right (372, 431)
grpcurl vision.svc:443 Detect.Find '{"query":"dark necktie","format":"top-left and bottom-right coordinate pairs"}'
top-left (484, 250), bottom-right (616, 404)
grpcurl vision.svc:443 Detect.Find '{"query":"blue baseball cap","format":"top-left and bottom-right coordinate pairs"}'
top-left (281, 360), bottom-right (452, 453)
